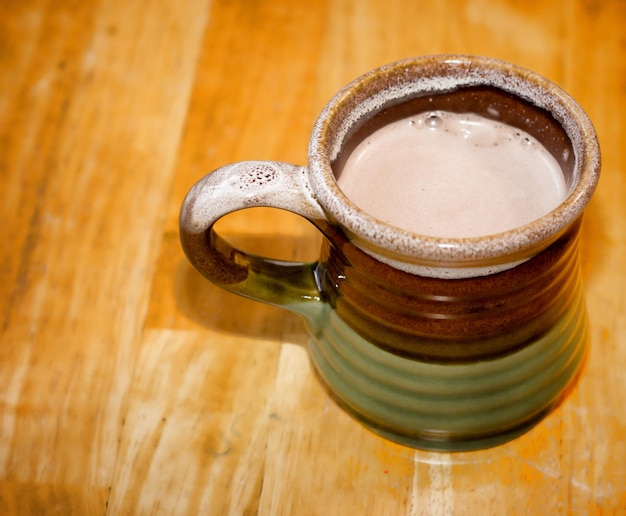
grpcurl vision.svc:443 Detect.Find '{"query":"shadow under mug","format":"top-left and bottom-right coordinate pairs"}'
top-left (180, 55), bottom-right (600, 451)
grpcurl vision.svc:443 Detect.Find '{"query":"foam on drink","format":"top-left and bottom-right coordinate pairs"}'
top-left (336, 111), bottom-right (567, 238)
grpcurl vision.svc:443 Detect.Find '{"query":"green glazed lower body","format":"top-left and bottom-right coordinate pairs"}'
top-left (305, 287), bottom-right (588, 452)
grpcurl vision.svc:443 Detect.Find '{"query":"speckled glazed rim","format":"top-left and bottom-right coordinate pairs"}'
top-left (308, 55), bottom-right (600, 276)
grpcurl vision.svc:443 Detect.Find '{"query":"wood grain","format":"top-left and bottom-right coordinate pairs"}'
top-left (1, 0), bottom-right (625, 513)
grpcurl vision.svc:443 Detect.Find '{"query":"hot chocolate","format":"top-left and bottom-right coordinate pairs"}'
top-left (336, 111), bottom-right (567, 238)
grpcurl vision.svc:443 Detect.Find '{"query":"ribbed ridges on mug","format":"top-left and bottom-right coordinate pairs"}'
top-left (319, 218), bottom-right (583, 363)
top-left (306, 287), bottom-right (588, 450)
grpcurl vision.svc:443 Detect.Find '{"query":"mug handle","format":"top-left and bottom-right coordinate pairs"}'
top-left (179, 161), bottom-right (330, 319)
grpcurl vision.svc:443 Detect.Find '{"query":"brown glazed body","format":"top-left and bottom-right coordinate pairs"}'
top-left (318, 217), bottom-right (582, 363)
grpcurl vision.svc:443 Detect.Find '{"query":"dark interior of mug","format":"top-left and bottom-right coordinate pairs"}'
top-left (332, 86), bottom-right (576, 192)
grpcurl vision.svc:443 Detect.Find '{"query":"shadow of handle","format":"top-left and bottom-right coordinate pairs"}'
top-left (179, 161), bottom-right (330, 319)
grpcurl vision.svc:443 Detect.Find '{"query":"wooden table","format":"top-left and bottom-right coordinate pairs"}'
top-left (1, 0), bottom-right (624, 513)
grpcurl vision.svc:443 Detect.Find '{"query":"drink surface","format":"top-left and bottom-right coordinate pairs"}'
top-left (336, 111), bottom-right (567, 238)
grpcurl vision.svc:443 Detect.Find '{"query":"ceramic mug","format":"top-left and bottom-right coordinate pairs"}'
top-left (179, 55), bottom-right (600, 451)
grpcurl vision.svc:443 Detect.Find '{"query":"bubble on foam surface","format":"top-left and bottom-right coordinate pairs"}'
top-left (425, 114), bottom-right (443, 128)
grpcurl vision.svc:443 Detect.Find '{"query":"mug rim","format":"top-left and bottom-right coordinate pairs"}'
top-left (308, 54), bottom-right (600, 274)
